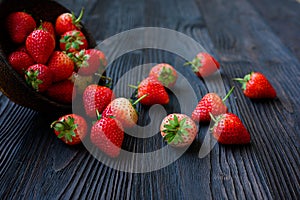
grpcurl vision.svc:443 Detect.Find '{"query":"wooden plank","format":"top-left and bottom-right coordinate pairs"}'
top-left (249, 0), bottom-right (300, 60)
top-left (195, 0), bottom-right (300, 199)
top-left (0, 0), bottom-right (299, 199)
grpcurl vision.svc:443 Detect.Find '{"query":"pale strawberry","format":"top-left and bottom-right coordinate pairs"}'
top-left (160, 114), bottom-right (198, 148)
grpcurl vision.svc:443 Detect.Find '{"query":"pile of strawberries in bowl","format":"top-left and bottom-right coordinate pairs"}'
top-left (5, 7), bottom-right (106, 104)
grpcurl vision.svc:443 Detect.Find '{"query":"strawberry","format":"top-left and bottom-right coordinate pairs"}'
top-left (46, 80), bottom-right (76, 104)
top-left (71, 49), bottom-right (107, 76)
top-left (102, 95), bottom-right (147, 128)
top-left (233, 72), bottom-right (276, 99)
top-left (184, 52), bottom-right (220, 78)
top-left (149, 63), bottom-right (178, 88)
top-left (59, 30), bottom-right (88, 53)
top-left (192, 87), bottom-right (235, 123)
top-left (25, 64), bottom-right (52, 92)
top-left (48, 51), bottom-right (75, 82)
top-left (160, 114), bottom-right (198, 148)
top-left (210, 113), bottom-right (251, 144)
top-left (26, 29), bottom-right (56, 64)
top-left (8, 51), bottom-right (35, 75)
top-left (55, 8), bottom-right (84, 36)
top-left (130, 76), bottom-right (169, 106)
top-left (40, 21), bottom-right (55, 39)
top-left (83, 84), bottom-right (115, 118)
top-left (6, 11), bottom-right (36, 44)
top-left (90, 115), bottom-right (124, 158)
top-left (51, 114), bottom-right (87, 145)
top-left (16, 45), bottom-right (28, 53)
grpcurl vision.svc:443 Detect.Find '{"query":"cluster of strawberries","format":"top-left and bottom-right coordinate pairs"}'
top-left (6, 9), bottom-right (106, 104)
top-left (51, 49), bottom-right (276, 158)
top-left (6, 9), bottom-right (276, 158)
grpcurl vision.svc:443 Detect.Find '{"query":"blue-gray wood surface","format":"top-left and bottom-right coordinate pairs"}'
top-left (0, 0), bottom-right (299, 199)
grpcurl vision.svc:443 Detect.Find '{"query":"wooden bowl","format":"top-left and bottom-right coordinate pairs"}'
top-left (0, 0), bottom-right (96, 115)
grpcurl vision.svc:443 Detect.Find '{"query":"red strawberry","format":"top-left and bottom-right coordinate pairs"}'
top-left (192, 87), bottom-right (235, 123)
top-left (48, 51), bottom-right (75, 82)
top-left (149, 63), bottom-right (178, 88)
top-left (46, 80), bottom-right (76, 104)
top-left (55, 8), bottom-right (84, 36)
top-left (6, 11), bottom-right (36, 44)
top-left (160, 114), bottom-right (198, 148)
top-left (102, 96), bottom-right (147, 128)
top-left (210, 113), bottom-right (251, 144)
top-left (83, 84), bottom-right (115, 118)
top-left (71, 49), bottom-right (107, 76)
top-left (233, 72), bottom-right (276, 99)
top-left (59, 30), bottom-right (88, 53)
top-left (25, 64), bottom-right (53, 92)
top-left (16, 45), bottom-right (28, 53)
top-left (51, 114), bottom-right (87, 145)
top-left (130, 76), bottom-right (169, 106)
top-left (8, 51), bottom-right (35, 75)
top-left (184, 52), bottom-right (220, 78)
top-left (90, 116), bottom-right (124, 158)
top-left (26, 29), bottom-right (56, 64)
top-left (40, 21), bottom-right (55, 39)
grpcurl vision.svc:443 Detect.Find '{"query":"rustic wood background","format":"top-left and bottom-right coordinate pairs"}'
top-left (0, 0), bottom-right (299, 199)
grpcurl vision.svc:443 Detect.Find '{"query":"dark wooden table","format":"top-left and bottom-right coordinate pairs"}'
top-left (1, 0), bottom-right (299, 199)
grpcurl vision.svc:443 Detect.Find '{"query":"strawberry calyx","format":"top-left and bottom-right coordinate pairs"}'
top-left (184, 56), bottom-right (202, 73)
top-left (69, 49), bottom-right (90, 68)
top-left (25, 69), bottom-right (43, 91)
top-left (162, 115), bottom-right (192, 145)
top-left (50, 116), bottom-right (78, 142)
top-left (60, 31), bottom-right (85, 52)
top-left (72, 8), bottom-right (84, 29)
top-left (222, 86), bottom-right (235, 102)
top-left (232, 72), bottom-right (253, 90)
top-left (157, 66), bottom-right (176, 87)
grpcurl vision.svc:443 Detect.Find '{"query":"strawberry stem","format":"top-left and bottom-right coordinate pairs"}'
top-left (132, 94), bottom-right (148, 106)
top-left (222, 86), bottom-right (235, 102)
top-left (128, 84), bottom-right (138, 89)
top-left (96, 109), bottom-right (102, 120)
top-left (74, 7), bottom-right (84, 24)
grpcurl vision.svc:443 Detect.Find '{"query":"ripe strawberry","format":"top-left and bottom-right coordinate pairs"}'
top-left (71, 49), bottom-right (107, 76)
top-left (83, 84), bottom-right (115, 118)
top-left (8, 51), bottom-right (35, 75)
top-left (102, 96), bottom-right (147, 128)
top-left (210, 113), bottom-right (251, 144)
top-left (40, 21), bottom-right (55, 39)
top-left (25, 64), bottom-right (53, 92)
top-left (48, 51), bottom-right (75, 82)
top-left (16, 45), bottom-right (28, 53)
top-left (6, 11), bottom-right (36, 44)
top-left (192, 87), bottom-right (235, 123)
top-left (90, 116), bottom-right (124, 158)
top-left (55, 8), bottom-right (84, 36)
top-left (149, 63), bottom-right (178, 88)
top-left (160, 114), bottom-right (198, 148)
top-left (59, 30), bottom-right (88, 53)
top-left (184, 52), bottom-right (220, 78)
top-left (51, 114), bottom-right (87, 145)
top-left (233, 72), bottom-right (276, 99)
top-left (46, 80), bottom-right (76, 104)
top-left (26, 29), bottom-right (56, 64)
top-left (130, 76), bottom-right (169, 106)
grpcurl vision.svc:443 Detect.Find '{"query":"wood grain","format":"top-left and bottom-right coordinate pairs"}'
top-left (0, 0), bottom-right (299, 199)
